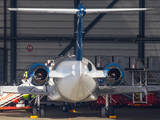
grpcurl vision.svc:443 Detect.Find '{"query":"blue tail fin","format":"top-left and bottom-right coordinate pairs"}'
top-left (76, 3), bottom-right (86, 61)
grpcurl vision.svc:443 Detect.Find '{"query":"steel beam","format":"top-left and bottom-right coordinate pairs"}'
top-left (138, 0), bottom-right (145, 64)
top-left (58, 39), bottom-right (75, 57)
top-left (10, 0), bottom-right (17, 84)
top-left (73, 0), bottom-right (80, 55)
top-left (1, 36), bottom-right (160, 42)
top-left (4, 0), bottom-right (7, 84)
top-left (74, 0), bottom-right (80, 37)
top-left (74, 39), bottom-right (76, 55)
top-left (83, 0), bottom-right (119, 36)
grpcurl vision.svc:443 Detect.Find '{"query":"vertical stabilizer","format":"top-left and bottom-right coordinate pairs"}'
top-left (76, 3), bottom-right (86, 61)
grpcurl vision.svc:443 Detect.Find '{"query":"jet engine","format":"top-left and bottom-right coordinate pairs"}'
top-left (103, 63), bottom-right (124, 86)
top-left (27, 63), bottom-right (49, 86)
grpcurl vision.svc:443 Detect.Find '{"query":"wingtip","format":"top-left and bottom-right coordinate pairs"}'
top-left (147, 8), bottom-right (156, 10)
top-left (8, 8), bottom-right (15, 11)
top-left (8, 8), bottom-right (18, 11)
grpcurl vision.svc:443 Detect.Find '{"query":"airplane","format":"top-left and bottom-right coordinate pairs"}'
top-left (0, 2), bottom-right (158, 118)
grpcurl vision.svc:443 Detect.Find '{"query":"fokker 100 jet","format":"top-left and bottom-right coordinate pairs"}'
top-left (0, 2), bottom-right (158, 118)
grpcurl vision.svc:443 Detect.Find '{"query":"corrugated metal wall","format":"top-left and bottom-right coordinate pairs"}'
top-left (0, 1), bottom-right (4, 36)
top-left (0, 48), bottom-right (4, 84)
top-left (0, 41), bottom-right (9, 83)
top-left (3, 0), bottom-right (160, 36)
top-left (16, 0), bottom-right (74, 36)
top-left (145, 43), bottom-right (160, 57)
top-left (15, 40), bottom-right (137, 79)
top-left (11, 0), bottom-right (139, 80)
top-left (14, 0), bottom-right (140, 37)
top-left (10, 0), bottom-right (160, 37)
top-left (145, 0), bottom-right (160, 57)
top-left (83, 0), bottom-right (140, 37)
top-left (0, 0), bottom-right (4, 84)
top-left (146, 0), bottom-right (160, 37)
top-left (0, 0), bottom-right (159, 82)
top-left (16, 40), bottom-right (72, 78)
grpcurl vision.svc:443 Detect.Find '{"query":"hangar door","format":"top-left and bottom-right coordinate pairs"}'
top-left (0, 48), bottom-right (4, 84)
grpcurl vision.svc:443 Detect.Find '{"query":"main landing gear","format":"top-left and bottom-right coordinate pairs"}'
top-left (62, 103), bottom-right (73, 112)
top-left (31, 95), bottom-right (46, 118)
top-left (100, 94), bottom-right (115, 118)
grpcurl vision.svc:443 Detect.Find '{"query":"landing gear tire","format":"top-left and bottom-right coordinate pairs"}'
top-left (40, 104), bottom-right (45, 118)
top-left (108, 105), bottom-right (114, 117)
top-left (88, 103), bottom-right (94, 110)
top-left (68, 104), bottom-right (73, 110)
top-left (152, 103), bottom-right (156, 108)
top-left (32, 105), bottom-right (38, 116)
top-left (0, 110), bottom-right (3, 113)
top-left (100, 105), bottom-right (106, 118)
top-left (62, 105), bottom-right (69, 112)
top-left (116, 103), bottom-right (120, 108)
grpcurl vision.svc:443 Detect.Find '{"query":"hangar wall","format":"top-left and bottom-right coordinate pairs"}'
top-left (4, 0), bottom-right (159, 37)
top-left (0, 0), bottom-right (160, 83)
top-left (0, 40), bottom-right (137, 83)
top-left (145, 43), bottom-right (160, 57)
top-left (15, 40), bottom-right (138, 80)
top-left (0, 48), bottom-right (4, 84)
top-left (145, 0), bottom-right (160, 37)
top-left (1, 40), bottom-right (160, 83)
top-left (0, 1), bottom-right (4, 36)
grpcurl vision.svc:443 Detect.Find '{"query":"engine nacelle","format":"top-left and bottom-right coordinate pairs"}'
top-left (28, 63), bottom-right (49, 86)
top-left (103, 63), bottom-right (124, 86)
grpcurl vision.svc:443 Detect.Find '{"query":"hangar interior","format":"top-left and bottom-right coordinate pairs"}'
top-left (0, 0), bottom-right (160, 87)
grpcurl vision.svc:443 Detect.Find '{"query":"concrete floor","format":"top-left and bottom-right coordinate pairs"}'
top-left (0, 106), bottom-right (160, 120)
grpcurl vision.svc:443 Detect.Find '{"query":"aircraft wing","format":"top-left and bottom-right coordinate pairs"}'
top-left (49, 70), bottom-right (64, 78)
top-left (98, 86), bottom-right (160, 95)
top-left (8, 8), bottom-right (155, 14)
top-left (0, 86), bottom-right (50, 96)
top-left (88, 70), bottom-right (105, 78)
top-left (85, 8), bottom-right (155, 14)
top-left (8, 8), bottom-right (78, 14)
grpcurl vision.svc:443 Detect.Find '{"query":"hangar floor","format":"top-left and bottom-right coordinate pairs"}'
top-left (0, 106), bottom-right (160, 120)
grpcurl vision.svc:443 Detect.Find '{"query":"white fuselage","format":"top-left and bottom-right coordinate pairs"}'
top-left (49, 56), bottom-right (98, 102)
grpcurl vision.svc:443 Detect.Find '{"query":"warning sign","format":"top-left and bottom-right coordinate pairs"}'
top-left (27, 45), bottom-right (33, 52)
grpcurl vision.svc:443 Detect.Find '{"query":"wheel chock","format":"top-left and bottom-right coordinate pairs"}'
top-left (109, 115), bottom-right (116, 118)
top-left (30, 115), bottom-right (38, 118)
top-left (69, 110), bottom-right (75, 112)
